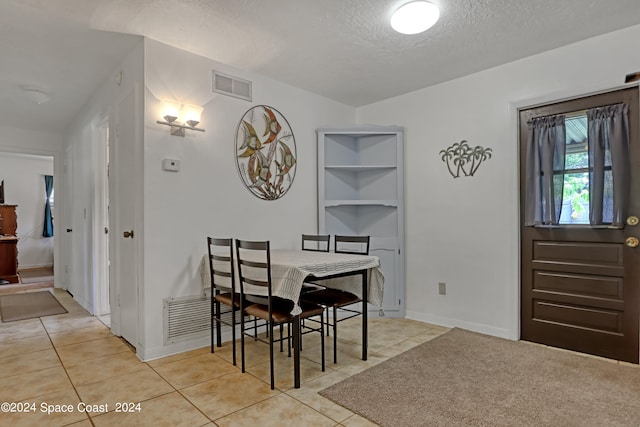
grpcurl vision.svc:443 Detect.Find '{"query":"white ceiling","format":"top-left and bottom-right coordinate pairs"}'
top-left (2, 0), bottom-right (640, 134)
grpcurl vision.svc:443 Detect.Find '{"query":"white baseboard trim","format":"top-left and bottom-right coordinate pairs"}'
top-left (405, 310), bottom-right (517, 340)
top-left (18, 264), bottom-right (54, 271)
top-left (139, 335), bottom-right (211, 362)
top-left (138, 327), bottom-right (248, 362)
top-left (71, 294), bottom-right (94, 316)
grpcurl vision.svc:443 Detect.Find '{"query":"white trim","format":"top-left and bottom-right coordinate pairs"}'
top-left (138, 336), bottom-right (211, 362)
top-left (406, 310), bottom-right (515, 340)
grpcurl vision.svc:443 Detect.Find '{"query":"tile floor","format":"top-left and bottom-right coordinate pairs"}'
top-left (0, 288), bottom-right (450, 426)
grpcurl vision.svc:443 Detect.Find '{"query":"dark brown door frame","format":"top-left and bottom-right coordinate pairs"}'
top-left (518, 86), bottom-right (640, 363)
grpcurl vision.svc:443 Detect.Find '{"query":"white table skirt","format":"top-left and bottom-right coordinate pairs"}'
top-left (200, 249), bottom-right (384, 314)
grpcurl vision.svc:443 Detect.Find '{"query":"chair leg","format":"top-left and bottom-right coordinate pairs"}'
top-left (333, 306), bottom-right (338, 364)
top-left (231, 307), bottom-right (237, 366)
top-left (211, 299), bottom-right (217, 353)
top-left (269, 321), bottom-right (275, 390)
top-left (288, 322), bottom-right (292, 357)
top-left (321, 311), bottom-right (325, 371)
top-left (216, 301), bottom-right (222, 348)
top-left (279, 323), bottom-right (284, 353)
top-left (241, 312), bottom-right (246, 373)
top-left (211, 313), bottom-right (216, 353)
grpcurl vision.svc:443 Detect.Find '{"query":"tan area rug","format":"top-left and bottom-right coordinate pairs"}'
top-left (320, 328), bottom-right (640, 427)
top-left (0, 291), bottom-right (67, 322)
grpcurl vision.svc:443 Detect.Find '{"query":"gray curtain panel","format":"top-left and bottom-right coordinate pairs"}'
top-left (587, 103), bottom-right (630, 226)
top-left (525, 115), bottom-right (566, 226)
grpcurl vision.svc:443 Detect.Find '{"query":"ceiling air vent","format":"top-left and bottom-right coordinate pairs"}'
top-left (212, 70), bottom-right (252, 102)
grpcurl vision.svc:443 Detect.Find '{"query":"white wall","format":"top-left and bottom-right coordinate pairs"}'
top-left (140, 39), bottom-right (356, 359)
top-left (0, 125), bottom-right (65, 155)
top-left (0, 152), bottom-right (54, 268)
top-left (356, 24), bottom-right (640, 339)
top-left (63, 39), bottom-right (144, 314)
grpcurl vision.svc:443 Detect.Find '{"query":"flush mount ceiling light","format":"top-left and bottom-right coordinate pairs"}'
top-left (391, 1), bottom-right (440, 34)
top-left (22, 87), bottom-right (51, 104)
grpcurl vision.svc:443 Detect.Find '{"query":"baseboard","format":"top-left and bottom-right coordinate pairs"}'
top-left (18, 265), bottom-right (54, 272)
top-left (405, 310), bottom-right (516, 340)
top-left (139, 335), bottom-right (211, 362)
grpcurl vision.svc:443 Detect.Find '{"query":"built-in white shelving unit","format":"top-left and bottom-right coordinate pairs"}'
top-left (317, 126), bottom-right (405, 316)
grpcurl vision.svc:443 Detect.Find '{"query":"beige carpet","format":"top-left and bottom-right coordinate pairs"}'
top-left (320, 328), bottom-right (640, 427)
top-left (0, 291), bottom-right (67, 322)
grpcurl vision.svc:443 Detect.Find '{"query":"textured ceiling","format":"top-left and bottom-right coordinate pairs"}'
top-left (1, 0), bottom-right (640, 134)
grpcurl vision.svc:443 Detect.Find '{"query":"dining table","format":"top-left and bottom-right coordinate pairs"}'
top-left (201, 248), bottom-right (385, 388)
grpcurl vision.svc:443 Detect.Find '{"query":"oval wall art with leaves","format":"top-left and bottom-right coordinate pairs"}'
top-left (235, 105), bottom-right (297, 200)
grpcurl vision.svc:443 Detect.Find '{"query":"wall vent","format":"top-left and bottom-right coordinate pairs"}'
top-left (163, 295), bottom-right (233, 345)
top-left (212, 70), bottom-right (252, 102)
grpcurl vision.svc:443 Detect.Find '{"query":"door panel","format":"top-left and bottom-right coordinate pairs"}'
top-left (111, 89), bottom-right (138, 348)
top-left (533, 272), bottom-right (622, 300)
top-left (520, 86), bottom-right (640, 363)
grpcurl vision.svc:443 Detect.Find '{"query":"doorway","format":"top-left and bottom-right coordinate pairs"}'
top-left (0, 152), bottom-right (56, 291)
top-left (94, 117), bottom-right (111, 322)
top-left (519, 86), bottom-right (640, 363)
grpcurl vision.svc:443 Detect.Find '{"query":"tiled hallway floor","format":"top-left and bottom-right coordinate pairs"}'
top-left (0, 288), bottom-right (449, 426)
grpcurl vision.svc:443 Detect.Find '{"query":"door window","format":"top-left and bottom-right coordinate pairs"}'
top-left (559, 113), bottom-right (590, 224)
top-left (525, 102), bottom-right (629, 227)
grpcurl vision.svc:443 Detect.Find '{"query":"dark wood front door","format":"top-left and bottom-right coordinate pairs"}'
top-left (520, 87), bottom-right (640, 363)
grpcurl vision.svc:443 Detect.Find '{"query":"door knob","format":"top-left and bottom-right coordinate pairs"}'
top-left (66, 228), bottom-right (72, 233)
top-left (625, 237), bottom-right (639, 248)
top-left (627, 216), bottom-right (639, 226)
top-left (123, 230), bottom-right (134, 238)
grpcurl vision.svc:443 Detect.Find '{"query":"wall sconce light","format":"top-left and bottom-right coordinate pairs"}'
top-left (156, 100), bottom-right (205, 137)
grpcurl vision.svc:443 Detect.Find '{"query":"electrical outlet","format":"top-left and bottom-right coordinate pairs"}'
top-left (162, 158), bottom-right (180, 172)
top-left (438, 282), bottom-right (446, 295)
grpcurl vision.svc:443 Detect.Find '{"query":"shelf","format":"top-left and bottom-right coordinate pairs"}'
top-left (325, 167), bottom-right (397, 200)
top-left (325, 165), bottom-right (397, 171)
top-left (325, 200), bottom-right (398, 207)
top-left (318, 126), bottom-right (404, 314)
top-left (323, 133), bottom-right (398, 165)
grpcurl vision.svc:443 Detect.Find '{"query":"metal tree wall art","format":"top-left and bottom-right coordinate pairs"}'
top-left (440, 140), bottom-right (492, 178)
top-left (235, 105), bottom-right (297, 200)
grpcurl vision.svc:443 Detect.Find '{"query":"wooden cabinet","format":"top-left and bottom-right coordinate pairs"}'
top-left (0, 205), bottom-right (17, 236)
top-left (317, 127), bottom-right (405, 317)
top-left (0, 205), bottom-right (18, 284)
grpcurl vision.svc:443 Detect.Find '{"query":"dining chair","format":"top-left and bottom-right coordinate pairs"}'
top-left (301, 235), bottom-right (370, 363)
top-left (207, 237), bottom-right (242, 365)
top-left (235, 239), bottom-right (325, 389)
top-left (301, 234), bottom-right (330, 294)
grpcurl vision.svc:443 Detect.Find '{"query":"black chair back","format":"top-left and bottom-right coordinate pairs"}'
top-left (235, 239), bottom-right (272, 301)
top-left (334, 235), bottom-right (370, 255)
top-left (207, 237), bottom-right (235, 293)
top-left (302, 234), bottom-right (330, 252)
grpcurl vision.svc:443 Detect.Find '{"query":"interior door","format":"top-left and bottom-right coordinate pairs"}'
top-left (62, 146), bottom-right (74, 291)
top-left (110, 88), bottom-right (138, 348)
top-left (520, 86), bottom-right (639, 363)
top-left (64, 144), bottom-right (84, 298)
top-left (94, 119), bottom-right (110, 316)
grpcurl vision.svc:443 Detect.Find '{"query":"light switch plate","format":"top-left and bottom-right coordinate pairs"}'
top-left (162, 158), bottom-right (180, 172)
